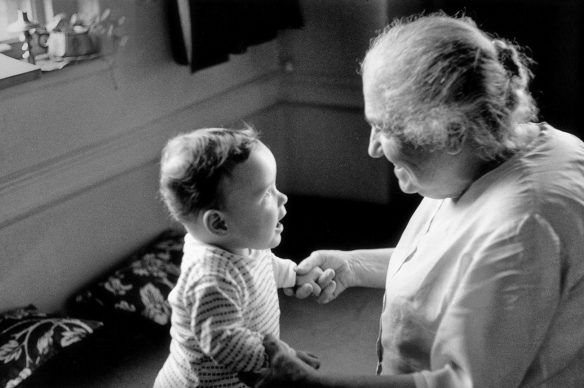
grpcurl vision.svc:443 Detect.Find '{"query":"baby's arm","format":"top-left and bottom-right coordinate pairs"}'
top-left (191, 275), bottom-right (267, 372)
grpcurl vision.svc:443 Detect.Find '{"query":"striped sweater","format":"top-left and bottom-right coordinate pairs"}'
top-left (154, 234), bottom-right (296, 387)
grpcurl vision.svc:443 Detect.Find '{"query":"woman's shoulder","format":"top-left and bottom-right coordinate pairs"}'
top-left (463, 125), bottom-right (584, 233)
top-left (484, 125), bottom-right (582, 194)
top-left (517, 124), bottom-right (584, 196)
top-left (519, 123), bottom-right (584, 165)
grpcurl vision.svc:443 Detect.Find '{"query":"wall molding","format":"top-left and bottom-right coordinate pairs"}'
top-left (0, 71), bottom-right (361, 228)
top-left (279, 73), bottom-right (364, 109)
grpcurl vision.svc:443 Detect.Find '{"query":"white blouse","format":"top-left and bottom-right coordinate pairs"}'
top-left (378, 125), bottom-right (584, 387)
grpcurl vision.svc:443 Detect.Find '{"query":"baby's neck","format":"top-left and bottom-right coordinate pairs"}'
top-left (222, 246), bottom-right (252, 257)
top-left (184, 224), bottom-right (253, 257)
top-left (192, 234), bottom-right (252, 257)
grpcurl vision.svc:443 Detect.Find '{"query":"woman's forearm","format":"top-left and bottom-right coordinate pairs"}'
top-left (348, 248), bottom-right (393, 289)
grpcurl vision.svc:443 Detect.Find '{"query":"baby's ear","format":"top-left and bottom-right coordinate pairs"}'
top-left (203, 210), bottom-right (228, 235)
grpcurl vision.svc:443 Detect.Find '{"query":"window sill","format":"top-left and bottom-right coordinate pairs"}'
top-left (0, 52), bottom-right (111, 96)
top-left (0, 53), bottom-right (41, 90)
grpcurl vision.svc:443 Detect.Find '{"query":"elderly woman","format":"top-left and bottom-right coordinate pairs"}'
top-left (243, 13), bottom-right (584, 388)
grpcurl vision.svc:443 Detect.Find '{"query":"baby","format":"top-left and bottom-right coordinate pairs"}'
top-left (154, 126), bottom-right (325, 387)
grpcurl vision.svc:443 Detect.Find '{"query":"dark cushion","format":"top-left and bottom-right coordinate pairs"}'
top-left (71, 229), bottom-right (184, 326)
top-left (0, 305), bottom-right (102, 388)
top-left (17, 310), bottom-right (171, 388)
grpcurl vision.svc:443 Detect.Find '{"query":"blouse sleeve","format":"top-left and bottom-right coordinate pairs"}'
top-left (415, 214), bottom-right (562, 388)
top-left (185, 273), bottom-right (266, 372)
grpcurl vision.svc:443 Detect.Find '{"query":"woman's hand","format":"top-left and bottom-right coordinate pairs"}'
top-left (296, 250), bottom-right (357, 304)
top-left (284, 248), bottom-right (389, 303)
top-left (239, 334), bottom-right (320, 388)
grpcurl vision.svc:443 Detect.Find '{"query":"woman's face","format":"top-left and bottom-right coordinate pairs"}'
top-left (363, 76), bottom-right (475, 199)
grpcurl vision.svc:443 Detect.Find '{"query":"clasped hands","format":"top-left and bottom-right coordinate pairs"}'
top-left (285, 249), bottom-right (355, 304)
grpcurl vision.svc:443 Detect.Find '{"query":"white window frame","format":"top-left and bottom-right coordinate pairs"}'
top-left (0, 0), bottom-right (103, 90)
top-left (1, 1), bottom-right (48, 42)
top-left (0, 0), bottom-right (100, 43)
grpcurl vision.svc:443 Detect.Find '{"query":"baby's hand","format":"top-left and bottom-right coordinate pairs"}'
top-left (295, 266), bottom-right (326, 296)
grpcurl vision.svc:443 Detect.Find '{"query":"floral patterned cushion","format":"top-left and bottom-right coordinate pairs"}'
top-left (0, 305), bottom-right (102, 388)
top-left (72, 229), bottom-right (184, 326)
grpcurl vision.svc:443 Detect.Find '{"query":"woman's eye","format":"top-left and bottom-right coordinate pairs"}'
top-left (372, 124), bottom-right (392, 137)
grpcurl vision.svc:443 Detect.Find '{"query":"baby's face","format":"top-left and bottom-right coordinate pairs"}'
top-left (220, 142), bottom-right (288, 255)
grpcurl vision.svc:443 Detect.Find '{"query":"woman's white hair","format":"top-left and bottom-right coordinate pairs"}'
top-left (361, 12), bottom-right (538, 160)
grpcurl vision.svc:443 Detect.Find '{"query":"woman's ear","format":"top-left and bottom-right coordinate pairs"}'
top-left (445, 123), bottom-right (466, 155)
top-left (203, 210), bottom-right (228, 235)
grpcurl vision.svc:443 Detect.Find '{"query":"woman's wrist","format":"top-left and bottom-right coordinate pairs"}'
top-left (349, 248), bottom-right (392, 289)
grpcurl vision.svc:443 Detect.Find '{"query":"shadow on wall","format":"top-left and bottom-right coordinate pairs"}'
top-left (275, 189), bottom-right (421, 262)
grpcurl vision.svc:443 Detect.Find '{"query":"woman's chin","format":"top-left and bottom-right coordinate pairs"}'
top-left (397, 177), bottom-right (419, 194)
top-left (394, 167), bottom-right (418, 194)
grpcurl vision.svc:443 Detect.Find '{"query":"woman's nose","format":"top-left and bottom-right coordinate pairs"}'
top-left (368, 127), bottom-right (383, 158)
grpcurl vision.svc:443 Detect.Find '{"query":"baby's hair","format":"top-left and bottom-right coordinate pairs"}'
top-left (159, 125), bottom-right (259, 222)
top-left (361, 12), bottom-right (538, 160)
